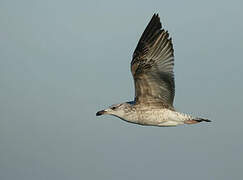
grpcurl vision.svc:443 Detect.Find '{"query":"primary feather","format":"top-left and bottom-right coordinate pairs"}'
top-left (131, 14), bottom-right (175, 108)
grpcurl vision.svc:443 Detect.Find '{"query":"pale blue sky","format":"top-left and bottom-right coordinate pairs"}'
top-left (1, 0), bottom-right (243, 179)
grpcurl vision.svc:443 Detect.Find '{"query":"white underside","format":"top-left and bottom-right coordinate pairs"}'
top-left (120, 108), bottom-right (192, 127)
top-left (157, 120), bottom-right (184, 127)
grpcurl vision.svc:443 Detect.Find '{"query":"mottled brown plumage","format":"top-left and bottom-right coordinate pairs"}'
top-left (131, 14), bottom-right (175, 109)
top-left (96, 14), bottom-right (210, 127)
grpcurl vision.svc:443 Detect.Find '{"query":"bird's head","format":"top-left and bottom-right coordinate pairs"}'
top-left (96, 102), bottom-right (132, 118)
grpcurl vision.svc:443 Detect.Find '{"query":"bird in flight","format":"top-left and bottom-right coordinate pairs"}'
top-left (96, 14), bottom-right (210, 127)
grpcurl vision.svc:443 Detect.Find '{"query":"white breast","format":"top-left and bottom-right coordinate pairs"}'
top-left (136, 108), bottom-right (192, 126)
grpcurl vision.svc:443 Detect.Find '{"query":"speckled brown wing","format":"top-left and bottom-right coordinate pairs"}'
top-left (131, 14), bottom-right (175, 108)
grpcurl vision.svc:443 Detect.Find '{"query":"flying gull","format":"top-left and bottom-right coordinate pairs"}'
top-left (96, 14), bottom-right (210, 126)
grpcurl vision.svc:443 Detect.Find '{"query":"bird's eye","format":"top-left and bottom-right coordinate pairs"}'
top-left (111, 107), bottom-right (116, 110)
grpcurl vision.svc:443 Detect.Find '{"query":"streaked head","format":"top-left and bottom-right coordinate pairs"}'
top-left (96, 103), bottom-right (132, 117)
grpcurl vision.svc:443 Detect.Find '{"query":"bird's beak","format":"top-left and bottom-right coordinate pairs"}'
top-left (96, 110), bottom-right (107, 116)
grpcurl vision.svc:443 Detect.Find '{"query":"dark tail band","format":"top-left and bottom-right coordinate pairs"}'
top-left (194, 118), bottom-right (211, 123)
top-left (184, 118), bottom-right (211, 124)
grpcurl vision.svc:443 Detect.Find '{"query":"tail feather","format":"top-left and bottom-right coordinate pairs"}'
top-left (184, 118), bottom-right (211, 124)
top-left (194, 118), bottom-right (211, 123)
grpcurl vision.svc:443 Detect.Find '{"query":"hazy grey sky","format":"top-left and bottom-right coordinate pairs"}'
top-left (1, 0), bottom-right (243, 179)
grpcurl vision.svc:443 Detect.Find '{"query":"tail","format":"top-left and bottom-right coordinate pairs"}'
top-left (184, 118), bottom-right (211, 124)
top-left (194, 118), bottom-right (211, 123)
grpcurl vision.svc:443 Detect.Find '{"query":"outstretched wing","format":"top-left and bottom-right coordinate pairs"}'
top-left (131, 14), bottom-right (175, 108)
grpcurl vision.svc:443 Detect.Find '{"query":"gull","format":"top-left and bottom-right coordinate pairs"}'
top-left (96, 14), bottom-right (210, 127)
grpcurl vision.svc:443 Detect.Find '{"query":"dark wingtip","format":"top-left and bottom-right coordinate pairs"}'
top-left (153, 13), bottom-right (159, 18)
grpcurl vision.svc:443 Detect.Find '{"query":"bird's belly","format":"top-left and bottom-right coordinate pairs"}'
top-left (137, 109), bottom-right (186, 126)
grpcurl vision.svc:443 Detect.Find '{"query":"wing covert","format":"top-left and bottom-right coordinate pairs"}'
top-left (131, 14), bottom-right (175, 108)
